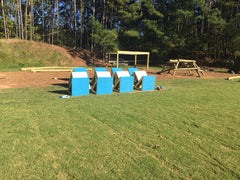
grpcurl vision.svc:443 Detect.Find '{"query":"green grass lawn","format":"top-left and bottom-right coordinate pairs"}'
top-left (0, 79), bottom-right (240, 179)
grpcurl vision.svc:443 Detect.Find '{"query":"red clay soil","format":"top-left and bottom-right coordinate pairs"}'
top-left (0, 69), bottom-right (239, 90)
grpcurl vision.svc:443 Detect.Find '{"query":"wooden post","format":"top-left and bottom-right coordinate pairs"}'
top-left (117, 51), bottom-right (119, 68)
top-left (147, 53), bottom-right (150, 69)
top-left (135, 54), bottom-right (137, 67)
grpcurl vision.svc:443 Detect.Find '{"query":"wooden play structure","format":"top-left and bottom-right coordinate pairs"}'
top-left (106, 51), bottom-right (150, 69)
top-left (161, 59), bottom-right (205, 77)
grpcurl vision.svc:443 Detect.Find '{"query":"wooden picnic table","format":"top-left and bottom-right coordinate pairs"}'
top-left (160, 59), bottom-right (205, 77)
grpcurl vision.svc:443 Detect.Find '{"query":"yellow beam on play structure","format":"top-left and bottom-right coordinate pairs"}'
top-left (107, 51), bottom-right (150, 69)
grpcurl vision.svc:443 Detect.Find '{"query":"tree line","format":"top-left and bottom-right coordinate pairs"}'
top-left (1, 0), bottom-right (240, 66)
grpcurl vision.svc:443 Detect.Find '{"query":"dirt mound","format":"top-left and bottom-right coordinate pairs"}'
top-left (54, 46), bottom-right (110, 67)
top-left (47, 45), bottom-right (88, 67)
top-left (0, 39), bottom-right (93, 67)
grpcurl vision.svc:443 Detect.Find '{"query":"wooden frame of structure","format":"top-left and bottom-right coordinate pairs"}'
top-left (168, 59), bottom-right (205, 77)
top-left (160, 59), bottom-right (205, 77)
top-left (106, 51), bottom-right (150, 69)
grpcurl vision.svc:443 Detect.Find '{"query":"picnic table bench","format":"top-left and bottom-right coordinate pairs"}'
top-left (160, 59), bottom-right (205, 77)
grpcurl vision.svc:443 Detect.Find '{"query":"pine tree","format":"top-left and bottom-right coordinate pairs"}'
top-left (1, 0), bottom-right (7, 39)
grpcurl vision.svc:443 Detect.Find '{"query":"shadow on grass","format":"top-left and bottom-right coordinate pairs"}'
top-left (52, 83), bottom-right (69, 88)
top-left (48, 90), bottom-right (70, 95)
top-left (48, 83), bottom-right (69, 95)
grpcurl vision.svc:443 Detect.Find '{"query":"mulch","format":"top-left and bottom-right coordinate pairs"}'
top-left (0, 69), bottom-right (239, 89)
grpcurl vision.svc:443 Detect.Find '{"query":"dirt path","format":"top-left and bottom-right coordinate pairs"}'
top-left (0, 69), bottom-right (239, 89)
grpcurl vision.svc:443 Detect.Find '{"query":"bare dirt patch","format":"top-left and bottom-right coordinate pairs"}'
top-left (0, 69), bottom-right (239, 90)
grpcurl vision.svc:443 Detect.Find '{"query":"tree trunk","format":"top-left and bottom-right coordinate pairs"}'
top-left (19, 0), bottom-right (24, 39)
top-left (74, 0), bottom-right (77, 53)
top-left (102, 0), bottom-right (105, 29)
top-left (201, 14), bottom-right (204, 34)
top-left (1, 0), bottom-right (7, 39)
top-left (64, 0), bottom-right (67, 46)
top-left (17, 0), bottom-right (21, 39)
top-left (102, 0), bottom-right (106, 62)
top-left (91, 0), bottom-right (95, 64)
top-left (29, 0), bottom-right (32, 40)
top-left (110, 7), bottom-right (113, 30)
top-left (25, 0), bottom-right (28, 40)
top-left (52, 0), bottom-right (56, 45)
top-left (80, 0), bottom-right (83, 49)
top-left (56, 0), bottom-right (59, 44)
top-left (69, 0), bottom-right (73, 34)
top-left (48, 3), bottom-right (51, 44)
top-left (42, 0), bottom-right (44, 42)
top-left (15, 11), bottom-right (18, 38)
top-left (31, 0), bottom-right (34, 40)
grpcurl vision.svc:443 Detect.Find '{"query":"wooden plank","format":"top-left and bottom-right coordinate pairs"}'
top-left (174, 68), bottom-right (200, 71)
top-left (117, 51), bottom-right (149, 55)
top-left (169, 59), bottom-right (196, 63)
top-left (169, 59), bottom-right (178, 63)
top-left (107, 51), bottom-right (150, 69)
top-left (31, 69), bottom-right (73, 72)
top-left (107, 51), bottom-right (149, 55)
top-left (22, 67), bottom-right (92, 71)
top-left (21, 67), bottom-right (74, 70)
top-left (135, 54), bottom-right (137, 66)
top-left (147, 53), bottom-right (149, 69)
top-left (227, 76), bottom-right (240, 80)
top-left (178, 59), bottom-right (196, 62)
top-left (117, 52), bottom-right (119, 68)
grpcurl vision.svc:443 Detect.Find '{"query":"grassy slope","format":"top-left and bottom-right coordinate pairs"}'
top-left (0, 79), bottom-right (240, 179)
top-left (0, 39), bottom-right (72, 68)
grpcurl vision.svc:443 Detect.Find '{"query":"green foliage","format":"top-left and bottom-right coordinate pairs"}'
top-left (175, 9), bottom-right (194, 21)
top-left (0, 19), bottom-right (4, 38)
top-left (124, 30), bottom-right (140, 38)
top-left (208, 9), bottom-right (226, 30)
top-left (91, 17), bottom-right (119, 52)
top-left (1, 0), bottom-right (240, 66)
top-left (142, 19), bottom-right (164, 38)
top-left (234, 51), bottom-right (240, 56)
top-left (0, 32), bottom-right (4, 39)
top-left (0, 79), bottom-right (240, 179)
top-left (142, 0), bottom-right (163, 18)
top-left (119, 1), bottom-right (142, 23)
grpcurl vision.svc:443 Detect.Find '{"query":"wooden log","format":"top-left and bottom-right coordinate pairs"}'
top-left (174, 68), bottom-right (199, 71)
top-left (31, 69), bottom-right (73, 72)
top-left (169, 59), bottom-right (196, 63)
top-left (107, 51), bottom-right (149, 55)
top-left (21, 67), bottom-right (75, 70)
top-left (178, 59), bottom-right (196, 63)
top-left (227, 76), bottom-right (240, 80)
top-left (22, 67), bottom-right (92, 71)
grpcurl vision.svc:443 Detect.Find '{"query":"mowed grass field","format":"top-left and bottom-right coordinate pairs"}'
top-left (0, 79), bottom-right (240, 179)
